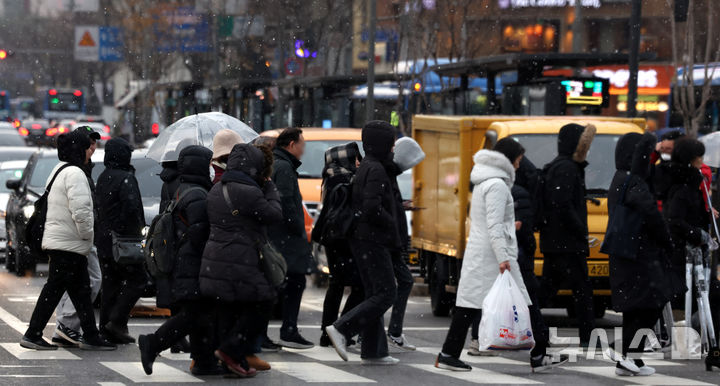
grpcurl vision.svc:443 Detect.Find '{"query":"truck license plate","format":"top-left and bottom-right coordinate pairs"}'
top-left (588, 263), bottom-right (609, 277)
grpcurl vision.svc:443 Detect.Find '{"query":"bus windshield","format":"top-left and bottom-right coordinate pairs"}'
top-left (49, 92), bottom-right (83, 112)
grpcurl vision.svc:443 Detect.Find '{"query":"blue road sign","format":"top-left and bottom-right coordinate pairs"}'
top-left (99, 26), bottom-right (123, 62)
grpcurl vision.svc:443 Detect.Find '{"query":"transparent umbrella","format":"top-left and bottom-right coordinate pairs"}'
top-left (699, 131), bottom-right (720, 168)
top-left (146, 112), bottom-right (258, 162)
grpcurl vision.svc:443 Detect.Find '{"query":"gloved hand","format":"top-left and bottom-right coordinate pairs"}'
top-left (701, 230), bottom-right (719, 251)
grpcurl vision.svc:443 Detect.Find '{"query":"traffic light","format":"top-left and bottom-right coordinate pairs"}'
top-left (0, 49), bottom-right (14, 60)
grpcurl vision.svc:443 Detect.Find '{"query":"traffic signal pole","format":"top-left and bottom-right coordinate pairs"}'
top-left (366, 0), bottom-right (376, 123)
top-left (627, 0), bottom-right (642, 118)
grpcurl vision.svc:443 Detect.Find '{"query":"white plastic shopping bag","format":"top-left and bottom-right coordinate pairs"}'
top-left (477, 271), bottom-right (535, 350)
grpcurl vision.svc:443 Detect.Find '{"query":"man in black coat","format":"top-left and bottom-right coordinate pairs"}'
top-left (268, 128), bottom-right (314, 349)
top-left (95, 138), bottom-right (147, 344)
top-left (539, 123), bottom-right (597, 345)
top-left (326, 120), bottom-right (402, 365)
top-left (139, 146), bottom-right (219, 376)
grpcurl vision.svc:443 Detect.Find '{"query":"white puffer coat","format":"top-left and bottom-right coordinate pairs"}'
top-left (455, 150), bottom-right (531, 309)
top-left (41, 162), bottom-right (94, 256)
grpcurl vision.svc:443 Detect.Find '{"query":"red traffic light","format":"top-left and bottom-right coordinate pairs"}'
top-left (151, 123), bottom-right (160, 135)
top-left (73, 89), bottom-right (83, 97)
top-left (0, 50), bottom-right (7, 60)
top-left (48, 89), bottom-right (58, 96)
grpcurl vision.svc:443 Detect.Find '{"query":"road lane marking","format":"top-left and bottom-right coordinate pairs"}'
top-left (283, 346), bottom-right (362, 362)
top-left (157, 349), bottom-right (190, 361)
top-left (0, 305), bottom-right (28, 334)
top-left (100, 362), bottom-right (203, 383)
top-left (97, 382), bottom-right (127, 386)
top-left (416, 347), bottom-right (527, 366)
top-left (271, 362), bottom-right (375, 383)
top-left (0, 375), bottom-right (62, 378)
top-left (0, 343), bottom-right (81, 360)
top-left (408, 364), bottom-right (542, 384)
top-left (564, 366), bottom-right (714, 385)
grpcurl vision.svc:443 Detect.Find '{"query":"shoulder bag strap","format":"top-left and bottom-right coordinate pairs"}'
top-left (222, 183), bottom-right (239, 216)
top-left (45, 163), bottom-right (74, 195)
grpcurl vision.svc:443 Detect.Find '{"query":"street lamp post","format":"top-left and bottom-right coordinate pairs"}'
top-left (627, 0), bottom-right (642, 118)
top-left (366, 0), bottom-right (376, 123)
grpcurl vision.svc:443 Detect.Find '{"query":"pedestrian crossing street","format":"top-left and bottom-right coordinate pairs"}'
top-left (0, 342), bottom-right (715, 385)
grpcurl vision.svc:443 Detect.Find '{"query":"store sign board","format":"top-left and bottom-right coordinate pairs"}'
top-left (590, 65), bottom-right (674, 95)
top-left (498, 0), bottom-right (601, 8)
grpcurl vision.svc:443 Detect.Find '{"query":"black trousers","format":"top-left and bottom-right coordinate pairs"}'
top-left (542, 253), bottom-right (596, 342)
top-left (99, 257), bottom-right (147, 330)
top-left (334, 239), bottom-right (397, 359)
top-left (217, 300), bottom-right (274, 361)
top-left (622, 308), bottom-right (662, 358)
top-left (150, 300), bottom-right (216, 366)
top-left (25, 250), bottom-right (99, 340)
top-left (442, 306), bottom-right (479, 358)
top-left (388, 252), bottom-right (414, 337)
top-left (281, 273), bottom-right (306, 337)
top-left (321, 244), bottom-right (365, 335)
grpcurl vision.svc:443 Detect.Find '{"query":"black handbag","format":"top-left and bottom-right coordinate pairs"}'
top-left (112, 232), bottom-right (145, 265)
top-left (600, 175), bottom-right (644, 260)
top-left (222, 183), bottom-right (288, 287)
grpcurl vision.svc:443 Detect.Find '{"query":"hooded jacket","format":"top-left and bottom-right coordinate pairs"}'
top-left (539, 124), bottom-right (596, 256)
top-left (95, 138), bottom-right (145, 262)
top-left (351, 121), bottom-right (403, 248)
top-left (200, 144), bottom-right (282, 303)
top-left (42, 132), bottom-right (94, 256)
top-left (159, 163), bottom-right (181, 213)
top-left (607, 133), bottom-right (678, 312)
top-left (456, 150), bottom-right (531, 309)
top-left (268, 147), bottom-right (313, 274)
top-left (513, 156), bottom-right (538, 270)
top-left (156, 146), bottom-right (212, 307)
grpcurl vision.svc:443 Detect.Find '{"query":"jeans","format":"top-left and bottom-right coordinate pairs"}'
top-left (281, 273), bottom-right (306, 337)
top-left (334, 239), bottom-right (397, 359)
top-left (98, 256), bottom-right (148, 330)
top-left (218, 300), bottom-right (274, 361)
top-left (441, 306), bottom-right (479, 358)
top-left (53, 247), bottom-right (101, 335)
top-left (25, 250), bottom-right (99, 340)
top-left (542, 253), bottom-right (596, 342)
top-left (388, 252), bottom-right (414, 337)
top-left (150, 300), bottom-right (216, 366)
top-left (622, 308), bottom-right (662, 358)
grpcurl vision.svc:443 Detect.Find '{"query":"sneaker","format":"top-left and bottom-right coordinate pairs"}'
top-left (55, 322), bottom-right (81, 345)
top-left (467, 339), bottom-right (498, 356)
top-left (531, 354), bottom-right (569, 373)
top-left (261, 335), bottom-right (281, 352)
top-left (51, 336), bottom-right (78, 348)
top-left (362, 356), bottom-right (400, 365)
top-left (104, 321), bottom-right (135, 344)
top-left (319, 331), bottom-right (331, 347)
top-left (387, 334), bottom-right (416, 351)
top-left (615, 358), bottom-right (641, 376)
top-left (79, 335), bottom-right (117, 351)
top-left (170, 337), bottom-right (191, 353)
top-left (246, 354), bottom-right (271, 371)
top-left (435, 353), bottom-right (472, 371)
top-left (325, 325), bottom-right (349, 361)
top-left (138, 334), bottom-right (158, 375)
top-left (20, 336), bottom-right (58, 351)
top-left (214, 349), bottom-right (257, 378)
top-left (279, 331), bottom-right (314, 350)
top-left (635, 365), bottom-right (656, 376)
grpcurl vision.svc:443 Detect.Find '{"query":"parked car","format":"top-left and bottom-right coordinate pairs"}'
top-left (70, 121), bottom-right (112, 145)
top-left (5, 148), bottom-right (161, 275)
top-left (18, 119), bottom-right (54, 147)
top-left (0, 130), bottom-right (28, 147)
top-left (0, 159), bottom-right (29, 261)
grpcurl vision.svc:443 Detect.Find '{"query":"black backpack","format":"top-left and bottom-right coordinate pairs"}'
top-left (533, 163), bottom-right (559, 231)
top-left (25, 164), bottom-right (74, 259)
top-left (144, 186), bottom-right (205, 277)
top-left (311, 182), bottom-right (356, 245)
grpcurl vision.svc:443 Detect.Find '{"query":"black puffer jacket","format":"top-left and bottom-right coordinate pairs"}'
top-left (608, 133), bottom-right (677, 312)
top-left (159, 163), bottom-right (181, 213)
top-left (156, 146), bottom-right (212, 308)
top-left (352, 121), bottom-right (402, 249)
top-left (268, 147), bottom-right (312, 275)
top-left (513, 157), bottom-right (538, 271)
top-left (539, 124), bottom-right (594, 256)
top-left (200, 144), bottom-right (282, 303)
top-left (95, 138), bottom-right (145, 261)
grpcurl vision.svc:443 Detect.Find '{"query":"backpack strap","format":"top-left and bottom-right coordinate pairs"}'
top-left (169, 186), bottom-right (206, 212)
top-left (45, 163), bottom-right (74, 195)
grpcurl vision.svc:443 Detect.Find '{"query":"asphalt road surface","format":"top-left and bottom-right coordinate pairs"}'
top-left (0, 264), bottom-right (717, 385)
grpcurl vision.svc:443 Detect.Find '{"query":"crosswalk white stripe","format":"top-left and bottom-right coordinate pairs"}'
top-left (284, 346), bottom-right (362, 362)
top-left (271, 362), bottom-right (376, 383)
top-left (0, 305), bottom-right (28, 334)
top-left (97, 382), bottom-right (127, 386)
top-left (100, 362), bottom-right (203, 383)
top-left (563, 366), bottom-right (715, 385)
top-left (0, 375), bottom-right (63, 378)
top-left (0, 343), bottom-right (81, 360)
top-left (408, 364), bottom-right (543, 384)
top-left (416, 347), bottom-right (527, 366)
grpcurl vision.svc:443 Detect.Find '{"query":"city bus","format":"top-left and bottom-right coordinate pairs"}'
top-left (36, 88), bottom-right (86, 121)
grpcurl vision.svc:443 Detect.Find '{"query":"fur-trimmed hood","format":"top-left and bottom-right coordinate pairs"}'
top-left (558, 123), bottom-right (596, 163)
top-left (471, 149), bottom-right (515, 188)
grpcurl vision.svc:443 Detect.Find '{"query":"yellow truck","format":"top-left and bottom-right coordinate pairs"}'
top-left (411, 115), bottom-right (645, 317)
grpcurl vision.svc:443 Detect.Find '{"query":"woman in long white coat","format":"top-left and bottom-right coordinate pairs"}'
top-left (435, 139), bottom-right (530, 372)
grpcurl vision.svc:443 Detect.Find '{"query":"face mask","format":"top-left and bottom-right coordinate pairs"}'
top-left (209, 165), bottom-right (215, 181)
top-left (660, 153), bottom-right (671, 161)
